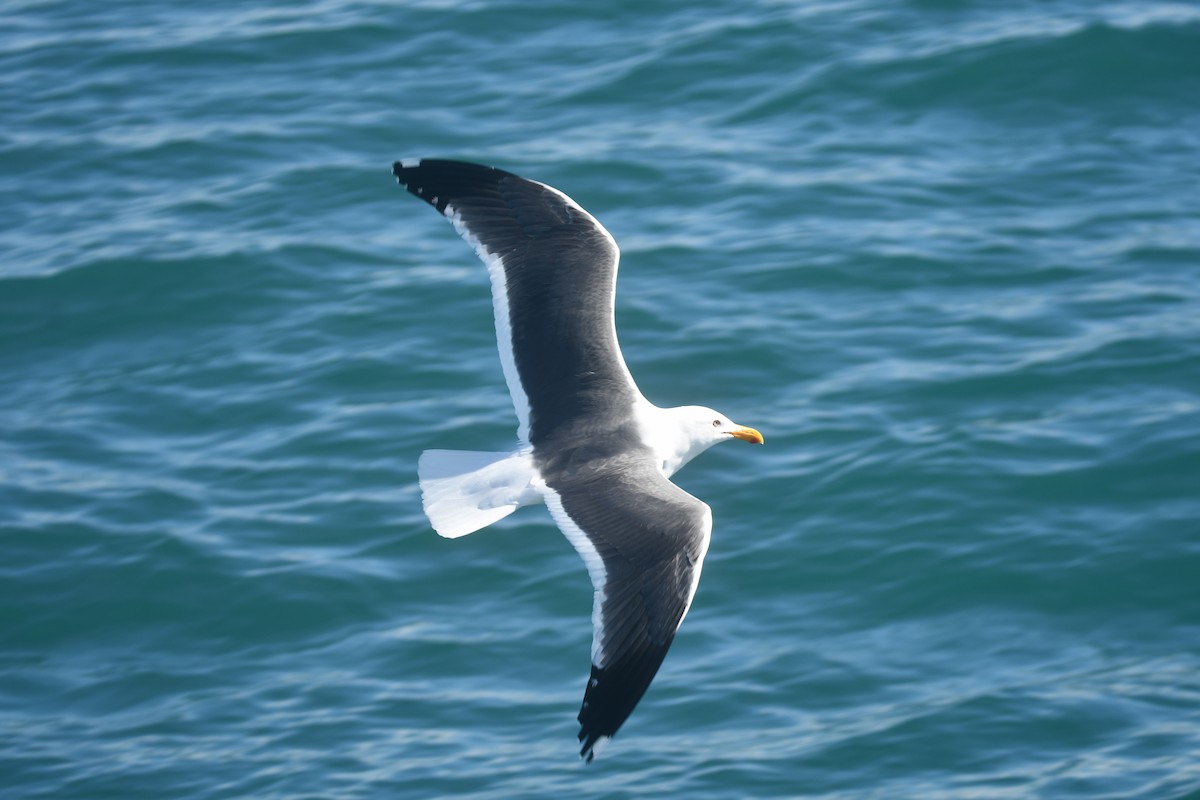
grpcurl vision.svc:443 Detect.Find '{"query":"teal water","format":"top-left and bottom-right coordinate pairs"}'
top-left (4, 1), bottom-right (1200, 797)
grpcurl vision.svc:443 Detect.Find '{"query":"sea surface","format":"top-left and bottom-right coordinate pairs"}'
top-left (3, 1), bottom-right (1200, 797)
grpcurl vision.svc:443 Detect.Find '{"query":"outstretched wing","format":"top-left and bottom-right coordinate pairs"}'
top-left (541, 456), bottom-right (713, 762)
top-left (392, 159), bottom-right (642, 447)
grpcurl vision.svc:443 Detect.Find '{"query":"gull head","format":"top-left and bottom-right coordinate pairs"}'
top-left (651, 405), bottom-right (763, 477)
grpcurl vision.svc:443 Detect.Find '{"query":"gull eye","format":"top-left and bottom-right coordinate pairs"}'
top-left (712, 419), bottom-right (721, 427)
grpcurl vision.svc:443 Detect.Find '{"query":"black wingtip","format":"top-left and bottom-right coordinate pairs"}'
top-left (391, 159), bottom-right (417, 183)
top-left (390, 158), bottom-right (514, 216)
top-left (390, 158), bottom-right (452, 213)
top-left (574, 644), bottom-right (674, 763)
top-left (578, 730), bottom-right (605, 764)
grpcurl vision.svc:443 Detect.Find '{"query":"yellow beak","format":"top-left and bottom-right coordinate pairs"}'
top-left (728, 425), bottom-right (764, 445)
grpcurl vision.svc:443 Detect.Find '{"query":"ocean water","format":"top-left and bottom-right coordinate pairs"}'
top-left (3, 1), bottom-right (1200, 797)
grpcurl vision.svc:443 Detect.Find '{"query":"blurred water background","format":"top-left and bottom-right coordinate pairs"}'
top-left (3, 1), bottom-right (1200, 797)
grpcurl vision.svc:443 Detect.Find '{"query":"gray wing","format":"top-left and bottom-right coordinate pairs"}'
top-left (392, 159), bottom-right (641, 446)
top-left (542, 456), bottom-right (713, 762)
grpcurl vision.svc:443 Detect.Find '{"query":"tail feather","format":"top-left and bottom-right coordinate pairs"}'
top-left (417, 449), bottom-right (537, 538)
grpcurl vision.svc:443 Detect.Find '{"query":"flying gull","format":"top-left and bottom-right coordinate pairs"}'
top-left (392, 159), bottom-right (763, 761)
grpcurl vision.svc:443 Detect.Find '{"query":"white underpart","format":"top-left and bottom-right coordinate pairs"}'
top-left (443, 203), bottom-right (532, 445)
top-left (543, 488), bottom-right (610, 666)
top-left (418, 449), bottom-right (541, 538)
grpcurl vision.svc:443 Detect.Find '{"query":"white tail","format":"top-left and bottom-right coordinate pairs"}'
top-left (417, 449), bottom-right (540, 538)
